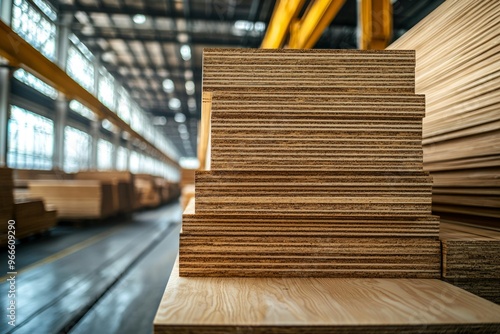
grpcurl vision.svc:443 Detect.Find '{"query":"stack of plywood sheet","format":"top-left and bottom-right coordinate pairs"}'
top-left (441, 222), bottom-right (500, 304)
top-left (0, 168), bottom-right (14, 245)
top-left (27, 180), bottom-right (116, 219)
top-left (135, 174), bottom-right (161, 208)
top-left (388, 0), bottom-right (500, 229)
top-left (75, 171), bottom-right (136, 213)
top-left (13, 198), bottom-right (56, 239)
top-left (179, 49), bottom-right (441, 278)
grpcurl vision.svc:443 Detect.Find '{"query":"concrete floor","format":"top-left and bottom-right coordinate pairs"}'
top-left (0, 202), bottom-right (182, 334)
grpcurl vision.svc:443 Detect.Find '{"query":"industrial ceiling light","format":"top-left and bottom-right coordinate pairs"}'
top-left (174, 112), bottom-right (186, 123)
top-left (178, 124), bottom-right (188, 133)
top-left (133, 14), bottom-right (147, 24)
top-left (162, 79), bottom-right (175, 93)
top-left (188, 97), bottom-right (196, 111)
top-left (170, 98), bottom-right (182, 111)
top-left (185, 81), bottom-right (195, 95)
top-left (177, 33), bottom-right (189, 43)
top-left (180, 132), bottom-right (190, 140)
top-left (184, 70), bottom-right (193, 80)
top-left (180, 45), bottom-right (191, 61)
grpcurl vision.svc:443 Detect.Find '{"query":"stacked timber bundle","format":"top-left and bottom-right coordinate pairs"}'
top-left (440, 222), bottom-right (500, 304)
top-left (75, 171), bottom-right (136, 213)
top-left (27, 180), bottom-right (116, 219)
top-left (13, 198), bottom-right (56, 239)
top-left (135, 174), bottom-right (161, 208)
top-left (0, 168), bottom-right (14, 245)
top-left (388, 0), bottom-right (500, 229)
top-left (179, 49), bottom-right (441, 278)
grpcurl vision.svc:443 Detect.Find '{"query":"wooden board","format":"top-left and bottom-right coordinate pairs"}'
top-left (388, 0), bottom-right (500, 228)
top-left (154, 259), bottom-right (500, 333)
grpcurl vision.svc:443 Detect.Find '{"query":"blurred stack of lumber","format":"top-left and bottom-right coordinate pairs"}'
top-left (179, 48), bottom-right (441, 278)
top-left (388, 0), bottom-right (500, 229)
top-left (0, 168), bottom-right (14, 245)
top-left (13, 198), bottom-right (56, 239)
top-left (75, 171), bottom-right (136, 213)
top-left (27, 180), bottom-right (116, 219)
top-left (135, 174), bottom-right (161, 208)
top-left (440, 222), bottom-right (500, 304)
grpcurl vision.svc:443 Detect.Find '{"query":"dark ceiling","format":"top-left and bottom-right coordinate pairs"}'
top-left (46, 0), bottom-right (444, 159)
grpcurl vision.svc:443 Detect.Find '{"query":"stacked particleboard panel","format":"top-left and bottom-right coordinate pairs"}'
top-left (75, 171), bottom-right (136, 213)
top-left (441, 222), bottom-right (500, 304)
top-left (154, 259), bottom-right (500, 333)
top-left (179, 49), bottom-right (441, 278)
top-left (135, 174), bottom-right (161, 208)
top-left (13, 198), bottom-right (56, 239)
top-left (0, 168), bottom-right (14, 245)
top-left (27, 180), bottom-right (116, 219)
top-left (388, 0), bottom-right (500, 229)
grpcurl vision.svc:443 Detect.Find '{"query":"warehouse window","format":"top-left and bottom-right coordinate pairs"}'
top-left (11, 0), bottom-right (57, 61)
top-left (64, 126), bottom-right (91, 173)
top-left (69, 100), bottom-right (96, 120)
top-left (98, 69), bottom-right (115, 110)
top-left (116, 146), bottom-right (128, 171)
top-left (7, 105), bottom-right (53, 170)
top-left (13, 69), bottom-right (58, 100)
top-left (129, 151), bottom-right (139, 173)
top-left (117, 89), bottom-right (131, 124)
top-left (97, 139), bottom-right (113, 171)
top-left (67, 46), bottom-right (95, 93)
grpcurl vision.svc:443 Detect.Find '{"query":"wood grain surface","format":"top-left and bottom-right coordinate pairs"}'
top-left (154, 259), bottom-right (500, 333)
top-left (388, 0), bottom-right (500, 228)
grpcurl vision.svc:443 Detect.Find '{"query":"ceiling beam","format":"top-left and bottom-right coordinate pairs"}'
top-left (75, 29), bottom-right (258, 46)
top-left (289, 0), bottom-right (347, 49)
top-left (358, 0), bottom-right (392, 49)
top-left (58, 3), bottom-right (260, 23)
top-left (261, 0), bottom-right (306, 48)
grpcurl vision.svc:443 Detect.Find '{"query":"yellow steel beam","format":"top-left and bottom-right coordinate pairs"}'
top-left (261, 0), bottom-right (306, 49)
top-left (0, 20), bottom-right (179, 167)
top-left (359, 0), bottom-right (392, 50)
top-left (289, 0), bottom-right (347, 49)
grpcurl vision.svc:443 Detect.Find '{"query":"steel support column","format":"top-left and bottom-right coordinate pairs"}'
top-left (90, 119), bottom-right (100, 170)
top-left (112, 129), bottom-right (120, 170)
top-left (53, 96), bottom-right (68, 170)
top-left (0, 66), bottom-right (11, 166)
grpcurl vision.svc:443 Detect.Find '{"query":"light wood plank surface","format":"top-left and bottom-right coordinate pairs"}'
top-left (154, 259), bottom-right (500, 333)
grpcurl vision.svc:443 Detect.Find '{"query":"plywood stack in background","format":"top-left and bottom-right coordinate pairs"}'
top-left (135, 174), bottom-right (161, 208)
top-left (27, 180), bottom-right (116, 219)
top-left (388, 0), bottom-right (500, 229)
top-left (0, 168), bottom-right (14, 245)
top-left (440, 222), bottom-right (500, 304)
top-left (13, 198), bottom-right (56, 239)
top-left (179, 49), bottom-right (441, 278)
top-left (75, 171), bottom-right (136, 213)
